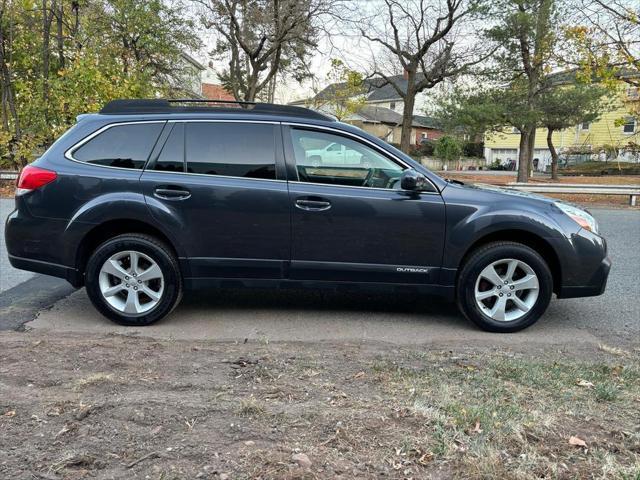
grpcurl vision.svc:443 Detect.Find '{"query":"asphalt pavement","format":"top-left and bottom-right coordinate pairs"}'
top-left (0, 199), bottom-right (34, 292)
top-left (1, 198), bottom-right (638, 345)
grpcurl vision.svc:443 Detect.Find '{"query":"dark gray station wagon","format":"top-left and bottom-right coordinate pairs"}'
top-left (5, 99), bottom-right (610, 332)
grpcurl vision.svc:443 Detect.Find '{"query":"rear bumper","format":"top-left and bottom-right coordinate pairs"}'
top-left (8, 254), bottom-right (83, 287)
top-left (5, 199), bottom-right (85, 287)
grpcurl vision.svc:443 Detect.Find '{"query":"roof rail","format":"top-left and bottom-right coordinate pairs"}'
top-left (99, 99), bottom-right (334, 121)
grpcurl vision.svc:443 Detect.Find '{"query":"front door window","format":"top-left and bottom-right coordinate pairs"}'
top-left (290, 128), bottom-right (404, 189)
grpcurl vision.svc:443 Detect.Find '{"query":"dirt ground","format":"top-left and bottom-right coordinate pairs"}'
top-left (1, 332), bottom-right (638, 480)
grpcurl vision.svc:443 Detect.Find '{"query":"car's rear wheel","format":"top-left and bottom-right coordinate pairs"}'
top-left (456, 242), bottom-right (553, 332)
top-left (85, 234), bottom-right (182, 326)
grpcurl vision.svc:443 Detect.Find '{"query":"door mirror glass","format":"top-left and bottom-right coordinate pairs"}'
top-left (400, 169), bottom-right (428, 191)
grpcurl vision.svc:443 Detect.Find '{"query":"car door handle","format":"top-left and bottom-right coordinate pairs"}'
top-left (154, 186), bottom-right (191, 200)
top-left (295, 198), bottom-right (331, 211)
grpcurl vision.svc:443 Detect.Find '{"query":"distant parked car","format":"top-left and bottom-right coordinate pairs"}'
top-left (303, 141), bottom-right (364, 166)
top-left (5, 99), bottom-right (610, 332)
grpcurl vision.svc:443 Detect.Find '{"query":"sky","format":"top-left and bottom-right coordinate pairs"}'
top-left (188, 0), bottom-right (394, 104)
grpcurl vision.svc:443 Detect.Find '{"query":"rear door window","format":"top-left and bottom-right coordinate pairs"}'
top-left (72, 122), bottom-right (164, 169)
top-left (185, 122), bottom-right (276, 179)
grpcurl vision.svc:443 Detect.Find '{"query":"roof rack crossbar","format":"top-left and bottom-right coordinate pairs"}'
top-left (99, 98), bottom-right (334, 121)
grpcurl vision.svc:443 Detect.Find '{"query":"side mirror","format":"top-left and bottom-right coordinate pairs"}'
top-left (400, 169), bottom-right (428, 191)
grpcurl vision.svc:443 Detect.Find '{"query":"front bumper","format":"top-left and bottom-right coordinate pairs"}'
top-left (555, 228), bottom-right (611, 299)
top-left (556, 255), bottom-right (611, 298)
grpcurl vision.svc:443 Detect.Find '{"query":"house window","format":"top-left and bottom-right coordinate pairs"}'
top-left (623, 117), bottom-right (636, 134)
top-left (511, 127), bottom-right (519, 134)
top-left (626, 87), bottom-right (639, 100)
top-left (389, 102), bottom-right (396, 110)
top-left (580, 122), bottom-right (590, 131)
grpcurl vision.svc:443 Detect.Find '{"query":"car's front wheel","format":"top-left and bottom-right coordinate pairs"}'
top-left (456, 241), bottom-right (553, 332)
top-left (85, 234), bottom-right (182, 326)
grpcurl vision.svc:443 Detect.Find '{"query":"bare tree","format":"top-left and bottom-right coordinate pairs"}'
top-left (356, 0), bottom-right (491, 152)
top-left (195, 0), bottom-right (336, 102)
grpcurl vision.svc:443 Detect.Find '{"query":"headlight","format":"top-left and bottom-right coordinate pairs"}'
top-left (555, 202), bottom-right (598, 234)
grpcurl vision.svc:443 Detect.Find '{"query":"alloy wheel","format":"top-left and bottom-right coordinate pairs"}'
top-left (474, 258), bottom-right (539, 322)
top-left (98, 250), bottom-right (164, 315)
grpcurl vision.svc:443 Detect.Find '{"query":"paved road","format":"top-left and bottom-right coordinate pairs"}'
top-left (1, 199), bottom-right (639, 344)
top-left (0, 199), bottom-right (34, 292)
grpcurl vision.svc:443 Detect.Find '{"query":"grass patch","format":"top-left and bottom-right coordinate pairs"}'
top-left (237, 396), bottom-right (266, 417)
top-left (370, 351), bottom-right (640, 479)
top-left (73, 373), bottom-right (114, 390)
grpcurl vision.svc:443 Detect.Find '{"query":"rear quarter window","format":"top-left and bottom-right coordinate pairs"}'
top-left (71, 122), bottom-right (164, 169)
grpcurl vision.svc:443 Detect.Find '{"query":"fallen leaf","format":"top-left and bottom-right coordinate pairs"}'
top-left (569, 435), bottom-right (587, 447)
top-left (576, 379), bottom-right (594, 388)
top-left (472, 421), bottom-right (483, 434)
top-left (3, 410), bottom-right (16, 417)
top-left (598, 344), bottom-right (629, 357)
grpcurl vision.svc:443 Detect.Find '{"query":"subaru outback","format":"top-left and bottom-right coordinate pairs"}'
top-left (5, 99), bottom-right (610, 332)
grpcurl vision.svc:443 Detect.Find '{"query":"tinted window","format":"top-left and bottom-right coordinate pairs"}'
top-left (185, 123), bottom-right (276, 179)
top-left (154, 123), bottom-right (185, 172)
top-left (290, 129), bottom-right (404, 189)
top-left (73, 123), bottom-right (163, 169)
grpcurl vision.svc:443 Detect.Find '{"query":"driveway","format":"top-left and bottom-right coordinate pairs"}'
top-left (1, 200), bottom-right (639, 345)
top-left (0, 199), bottom-right (34, 292)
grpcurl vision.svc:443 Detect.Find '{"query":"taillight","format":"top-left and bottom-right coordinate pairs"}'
top-left (16, 165), bottom-right (57, 196)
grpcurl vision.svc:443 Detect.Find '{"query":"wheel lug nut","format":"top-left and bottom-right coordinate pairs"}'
top-left (510, 285), bottom-right (514, 290)
top-left (125, 276), bottom-right (129, 280)
top-left (133, 286), bottom-right (138, 290)
top-left (497, 285), bottom-right (502, 289)
top-left (499, 293), bottom-right (503, 297)
top-left (504, 281), bottom-right (509, 284)
top-left (507, 293), bottom-right (511, 297)
top-left (137, 280), bottom-right (142, 284)
top-left (125, 283), bottom-right (130, 287)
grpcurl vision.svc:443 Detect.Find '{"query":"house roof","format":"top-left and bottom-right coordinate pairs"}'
top-left (412, 114), bottom-right (441, 129)
top-left (314, 73), bottom-right (426, 103)
top-left (180, 52), bottom-right (206, 71)
top-left (547, 67), bottom-right (640, 86)
top-left (352, 105), bottom-right (441, 129)
top-left (355, 105), bottom-right (403, 124)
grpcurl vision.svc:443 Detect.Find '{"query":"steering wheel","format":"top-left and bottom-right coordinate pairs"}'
top-left (388, 177), bottom-right (402, 189)
top-left (362, 168), bottom-right (376, 187)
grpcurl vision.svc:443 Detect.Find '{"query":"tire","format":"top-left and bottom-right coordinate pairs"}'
top-left (456, 241), bottom-right (553, 333)
top-left (85, 234), bottom-right (183, 326)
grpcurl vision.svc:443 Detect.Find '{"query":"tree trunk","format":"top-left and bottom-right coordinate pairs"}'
top-left (400, 83), bottom-right (416, 153)
top-left (547, 128), bottom-right (559, 180)
top-left (517, 126), bottom-right (535, 183)
top-left (56, 1), bottom-right (64, 69)
top-left (0, 11), bottom-right (20, 142)
top-left (42, 0), bottom-right (51, 101)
